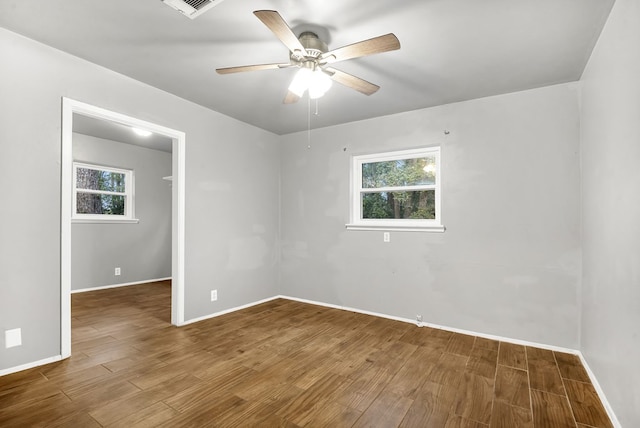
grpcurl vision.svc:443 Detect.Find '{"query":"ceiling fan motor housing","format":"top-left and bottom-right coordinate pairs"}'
top-left (292, 32), bottom-right (328, 61)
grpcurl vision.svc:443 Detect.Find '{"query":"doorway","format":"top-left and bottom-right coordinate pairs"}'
top-left (60, 98), bottom-right (186, 358)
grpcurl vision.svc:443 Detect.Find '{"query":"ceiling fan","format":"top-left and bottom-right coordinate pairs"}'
top-left (216, 10), bottom-right (400, 103)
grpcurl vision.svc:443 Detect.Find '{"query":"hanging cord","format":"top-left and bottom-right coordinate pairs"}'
top-left (306, 98), bottom-right (322, 149)
top-left (307, 95), bottom-right (311, 149)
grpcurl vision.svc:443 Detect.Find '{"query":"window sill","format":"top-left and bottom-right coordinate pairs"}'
top-left (345, 224), bottom-right (445, 233)
top-left (72, 218), bottom-right (140, 224)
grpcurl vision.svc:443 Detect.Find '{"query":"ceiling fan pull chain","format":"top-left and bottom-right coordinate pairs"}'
top-left (307, 95), bottom-right (312, 149)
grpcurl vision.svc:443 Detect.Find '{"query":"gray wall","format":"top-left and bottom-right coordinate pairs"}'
top-left (580, 0), bottom-right (640, 424)
top-left (0, 27), bottom-right (280, 370)
top-left (280, 83), bottom-right (582, 349)
top-left (71, 133), bottom-right (172, 290)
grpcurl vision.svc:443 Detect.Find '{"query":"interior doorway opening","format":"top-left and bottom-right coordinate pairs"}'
top-left (61, 98), bottom-right (186, 358)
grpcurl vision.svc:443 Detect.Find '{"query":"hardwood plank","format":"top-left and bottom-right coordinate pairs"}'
top-left (531, 389), bottom-right (576, 428)
top-left (276, 373), bottom-right (354, 426)
top-left (466, 347), bottom-right (498, 380)
top-left (554, 351), bottom-right (591, 383)
top-left (384, 353), bottom-right (435, 399)
top-left (473, 337), bottom-right (500, 352)
top-left (0, 367), bottom-right (47, 390)
top-left (527, 359), bottom-right (565, 396)
top-left (364, 340), bottom-right (418, 374)
top-left (451, 373), bottom-right (494, 425)
top-left (446, 332), bottom-right (477, 357)
top-left (0, 377), bottom-right (63, 410)
top-left (88, 372), bottom-right (201, 426)
top-left (399, 402), bottom-right (450, 428)
top-left (46, 410), bottom-right (103, 428)
top-left (526, 346), bottom-right (556, 364)
top-left (157, 393), bottom-right (246, 428)
top-left (445, 414), bottom-right (489, 427)
top-left (301, 400), bottom-right (362, 427)
top-left (104, 401), bottom-right (178, 428)
top-left (352, 390), bottom-right (413, 428)
top-left (335, 366), bottom-right (394, 412)
top-left (399, 381), bottom-right (458, 427)
top-left (498, 342), bottom-right (527, 370)
top-left (426, 352), bottom-right (467, 386)
top-left (494, 365), bottom-right (530, 409)
top-left (163, 366), bottom-right (255, 413)
top-left (0, 391), bottom-right (74, 427)
top-left (526, 347), bottom-right (565, 396)
top-left (564, 379), bottom-right (614, 428)
top-left (489, 401), bottom-right (533, 428)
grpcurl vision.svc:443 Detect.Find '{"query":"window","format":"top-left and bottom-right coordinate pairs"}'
top-left (72, 162), bottom-right (137, 223)
top-left (347, 147), bottom-right (443, 232)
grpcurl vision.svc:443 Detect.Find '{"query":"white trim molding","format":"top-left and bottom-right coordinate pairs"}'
top-left (180, 296), bottom-right (281, 326)
top-left (71, 277), bottom-right (172, 294)
top-left (0, 355), bottom-right (62, 377)
top-left (575, 353), bottom-right (622, 427)
top-left (278, 295), bottom-right (579, 354)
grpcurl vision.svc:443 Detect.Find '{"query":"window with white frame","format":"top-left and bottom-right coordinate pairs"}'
top-left (72, 162), bottom-right (136, 222)
top-left (347, 147), bottom-right (443, 231)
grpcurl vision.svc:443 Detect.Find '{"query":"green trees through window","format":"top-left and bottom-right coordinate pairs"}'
top-left (73, 163), bottom-right (133, 220)
top-left (76, 168), bottom-right (126, 215)
top-left (361, 156), bottom-right (436, 220)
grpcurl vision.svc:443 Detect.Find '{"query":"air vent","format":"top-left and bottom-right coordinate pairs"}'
top-left (161, 0), bottom-right (224, 19)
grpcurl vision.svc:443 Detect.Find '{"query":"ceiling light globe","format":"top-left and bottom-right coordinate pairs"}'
top-left (288, 68), bottom-right (312, 97)
top-left (308, 70), bottom-right (333, 99)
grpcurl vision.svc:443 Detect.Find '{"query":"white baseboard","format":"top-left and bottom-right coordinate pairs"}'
top-left (179, 295), bottom-right (281, 326)
top-left (576, 352), bottom-right (622, 427)
top-left (0, 355), bottom-right (63, 377)
top-left (278, 295), bottom-right (579, 354)
top-left (71, 277), bottom-right (172, 293)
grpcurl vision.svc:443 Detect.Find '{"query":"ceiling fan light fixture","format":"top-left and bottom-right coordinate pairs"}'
top-left (308, 70), bottom-right (333, 99)
top-left (289, 67), bottom-right (312, 97)
top-left (289, 67), bottom-right (333, 99)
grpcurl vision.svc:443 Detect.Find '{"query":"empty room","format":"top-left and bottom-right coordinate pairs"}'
top-left (0, 0), bottom-right (637, 427)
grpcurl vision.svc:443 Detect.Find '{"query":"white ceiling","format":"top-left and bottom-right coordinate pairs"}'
top-left (0, 0), bottom-right (614, 135)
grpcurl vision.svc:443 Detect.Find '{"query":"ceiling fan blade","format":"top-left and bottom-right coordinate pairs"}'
top-left (325, 67), bottom-right (380, 95)
top-left (254, 10), bottom-right (307, 56)
top-left (283, 91), bottom-right (301, 104)
top-left (216, 63), bottom-right (291, 74)
top-left (320, 33), bottom-right (400, 64)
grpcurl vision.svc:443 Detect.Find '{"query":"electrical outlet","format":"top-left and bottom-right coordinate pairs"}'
top-left (211, 290), bottom-right (217, 302)
top-left (115, 267), bottom-right (121, 276)
top-left (416, 315), bottom-right (423, 327)
top-left (5, 328), bottom-right (22, 348)
top-left (383, 232), bottom-right (390, 242)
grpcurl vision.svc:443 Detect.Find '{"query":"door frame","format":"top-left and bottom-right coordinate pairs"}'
top-left (61, 98), bottom-right (186, 358)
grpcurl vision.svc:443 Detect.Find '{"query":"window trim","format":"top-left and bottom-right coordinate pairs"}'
top-left (72, 162), bottom-right (138, 223)
top-left (346, 147), bottom-right (444, 232)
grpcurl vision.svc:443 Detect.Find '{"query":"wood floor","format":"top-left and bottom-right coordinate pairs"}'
top-left (0, 281), bottom-right (613, 427)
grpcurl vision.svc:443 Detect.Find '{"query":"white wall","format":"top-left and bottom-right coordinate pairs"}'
top-left (580, 0), bottom-right (640, 424)
top-left (0, 27), bottom-right (280, 370)
top-left (280, 83), bottom-right (582, 348)
top-left (71, 133), bottom-right (172, 290)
